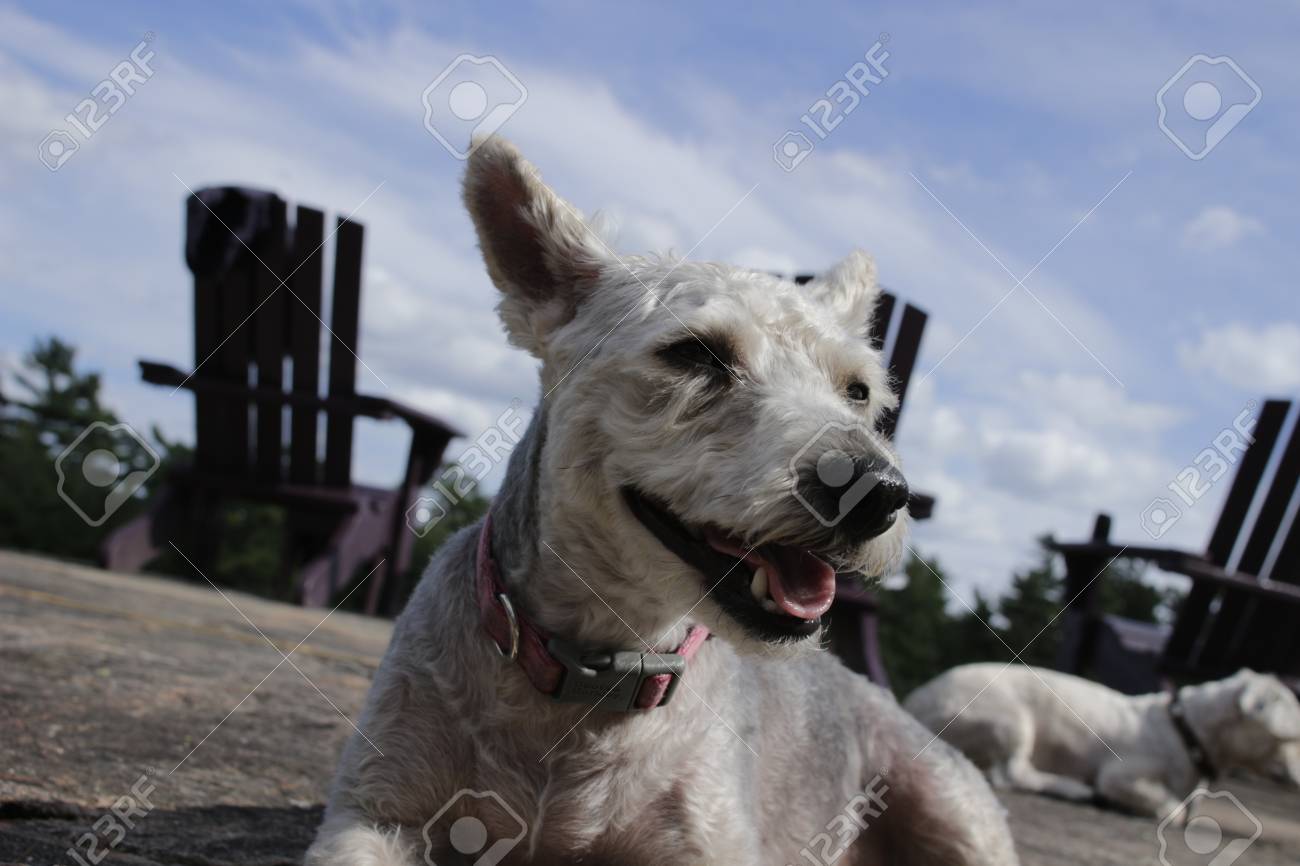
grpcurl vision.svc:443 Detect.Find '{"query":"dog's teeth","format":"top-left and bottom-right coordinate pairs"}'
top-left (750, 567), bottom-right (769, 602)
top-left (761, 598), bottom-right (779, 613)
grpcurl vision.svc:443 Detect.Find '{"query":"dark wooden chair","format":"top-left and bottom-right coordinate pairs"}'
top-left (102, 187), bottom-right (460, 616)
top-left (1049, 398), bottom-right (1300, 694)
top-left (792, 275), bottom-right (933, 687)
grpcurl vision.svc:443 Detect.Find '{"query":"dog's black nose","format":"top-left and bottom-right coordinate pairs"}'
top-left (799, 450), bottom-right (909, 540)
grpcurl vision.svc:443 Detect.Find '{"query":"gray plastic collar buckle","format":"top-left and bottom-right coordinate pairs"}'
top-left (547, 638), bottom-right (686, 712)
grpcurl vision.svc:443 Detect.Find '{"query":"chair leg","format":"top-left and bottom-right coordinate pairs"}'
top-left (856, 610), bottom-right (891, 689)
top-left (100, 479), bottom-right (194, 573)
top-left (297, 496), bottom-right (395, 610)
top-left (100, 509), bottom-right (161, 573)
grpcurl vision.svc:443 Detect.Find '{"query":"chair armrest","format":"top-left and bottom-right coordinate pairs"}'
top-left (908, 491), bottom-right (935, 521)
top-left (139, 360), bottom-right (193, 387)
top-left (1044, 537), bottom-right (1199, 571)
top-left (1046, 534), bottom-right (1300, 604)
top-left (140, 361), bottom-right (461, 440)
top-left (141, 360), bottom-right (394, 418)
top-left (362, 395), bottom-right (464, 439)
top-left (1165, 558), bottom-right (1300, 604)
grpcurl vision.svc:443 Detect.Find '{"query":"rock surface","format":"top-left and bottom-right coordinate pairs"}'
top-left (2, 549), bottom-right (1297, 864)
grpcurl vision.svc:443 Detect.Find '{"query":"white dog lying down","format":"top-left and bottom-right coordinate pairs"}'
top-left (904, 665), bottom-right (1300, 819)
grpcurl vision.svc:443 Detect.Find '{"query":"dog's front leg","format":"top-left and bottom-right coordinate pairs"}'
top-left (1094, 759), bottom-right (1180, 819)
top-left (996, 756), bottom-right (1094, 802)
top-left (305, 812), bottom-right (421, 866)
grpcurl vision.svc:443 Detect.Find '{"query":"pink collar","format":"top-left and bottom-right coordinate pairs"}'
top-left (476, 512), bottom-right (709, 711)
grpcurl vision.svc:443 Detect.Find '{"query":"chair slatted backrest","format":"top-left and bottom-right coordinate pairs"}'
top-left (288, 206), bottom-right (326, 485)
top-left (1263, 455), bottom-right (1300, 670)
top-left (185, 187), bottom-right (365, 491)
top-left (324, 218), bottom-right (365, 487)
top-left (1234, 411), bottom-right (1300, 674)
top-left (1211, 401), bottom-right (1300, 675)
top-left (1164, 399), bottom-right (1300, 676)
top-left (793, 276), bottom-right (927, 440)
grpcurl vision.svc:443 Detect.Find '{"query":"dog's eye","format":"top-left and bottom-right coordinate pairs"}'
top-left (661, 338), bottom-right (731, 374)
top-left (846, 381), bottom-right (870, 402)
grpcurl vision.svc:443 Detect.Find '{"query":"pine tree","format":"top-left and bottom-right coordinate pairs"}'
top-left (877, 551), bottom-right (958, 697)
top-left (997, 540), bottom-right (1064, 666)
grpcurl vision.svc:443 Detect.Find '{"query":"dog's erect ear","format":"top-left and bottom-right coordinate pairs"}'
top-left (1239, 673), bottom-right (1300, 740)
top-left (463, 137), bottom-right (608, 355)
top-left (805, 250), bottom-right (881, 333)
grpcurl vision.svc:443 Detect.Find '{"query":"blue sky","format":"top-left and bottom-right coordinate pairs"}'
top-left (4, 1), bottom-right (1298, 600)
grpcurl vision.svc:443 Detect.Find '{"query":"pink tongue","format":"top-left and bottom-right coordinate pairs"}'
top-left (704, 531), bottom-right (837, 621)
top-left (762, 546), bottom-right (837, 620)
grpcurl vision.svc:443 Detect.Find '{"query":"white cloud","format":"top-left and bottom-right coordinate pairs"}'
top-left (1179, 322), bottom-right (1300, 392)
top-left (1181, 206), bottom-right (1263, 250)
top-left (1014, 371), bottom-right (1183, 433)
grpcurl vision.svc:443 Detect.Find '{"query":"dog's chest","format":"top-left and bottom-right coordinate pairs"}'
top-left (526, 775), bottom-right (722, 865)
top-left (515, 733), bottom-right (748, 864)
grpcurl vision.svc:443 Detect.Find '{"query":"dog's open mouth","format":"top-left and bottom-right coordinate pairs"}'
top-left (621, 487), bottom-right (839, 641)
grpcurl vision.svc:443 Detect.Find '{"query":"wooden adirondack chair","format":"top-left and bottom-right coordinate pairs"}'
top-left (1050, 398), bottom-right (1300, 694)
top-left (792, 275), bottom-right (934, 687)
top-left (102, 187), bottom-right (460, 616)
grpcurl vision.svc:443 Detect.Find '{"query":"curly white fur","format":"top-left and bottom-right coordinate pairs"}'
top-left (306, 137), bottom-right (1017, 865)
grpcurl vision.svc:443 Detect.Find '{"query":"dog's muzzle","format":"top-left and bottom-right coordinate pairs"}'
top-left (797, 449), bottom-right (909, 544)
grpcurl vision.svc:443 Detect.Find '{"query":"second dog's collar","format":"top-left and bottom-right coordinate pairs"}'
top-left (475, 512), bottom-right (709, 712)
top-left (1169, 690), bottom-right (1218, 781)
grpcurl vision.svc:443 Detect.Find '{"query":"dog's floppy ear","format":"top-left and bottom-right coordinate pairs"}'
top-left (804, 250), bottom-right (882, 334)
top-left (1239, 672), bottom-right (1300, 740)
top-left (463, 136), bottom-right (608, 355)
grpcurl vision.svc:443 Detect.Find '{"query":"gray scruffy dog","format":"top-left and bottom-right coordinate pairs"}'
top-left (306, 138), bottom-right (1018, 865)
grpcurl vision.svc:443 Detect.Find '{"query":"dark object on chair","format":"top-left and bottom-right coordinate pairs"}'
top-left (1050, 398), bottom-right (1300, 694)
top-left (792, 274), bottom-right (934, 687)
top-left (102, 187), bottom-right (459, 616)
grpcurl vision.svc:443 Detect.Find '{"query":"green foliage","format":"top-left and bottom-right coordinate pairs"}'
top-left (0, 337), bottom-right (163, 560)
top-left (879, 538), bottom-right (1184, 698)
top-left (997, 544), bottom-right (1064, 667)
top-left (876, 553), bottom-right (958, 697)
top-left (1098, 556), bottom-right (1180, 624)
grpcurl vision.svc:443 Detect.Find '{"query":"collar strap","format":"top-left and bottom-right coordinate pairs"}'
top-left (476, 512), bottom-right (709, 712)
top-left (1169, 690), bottom-right (1218, 781)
